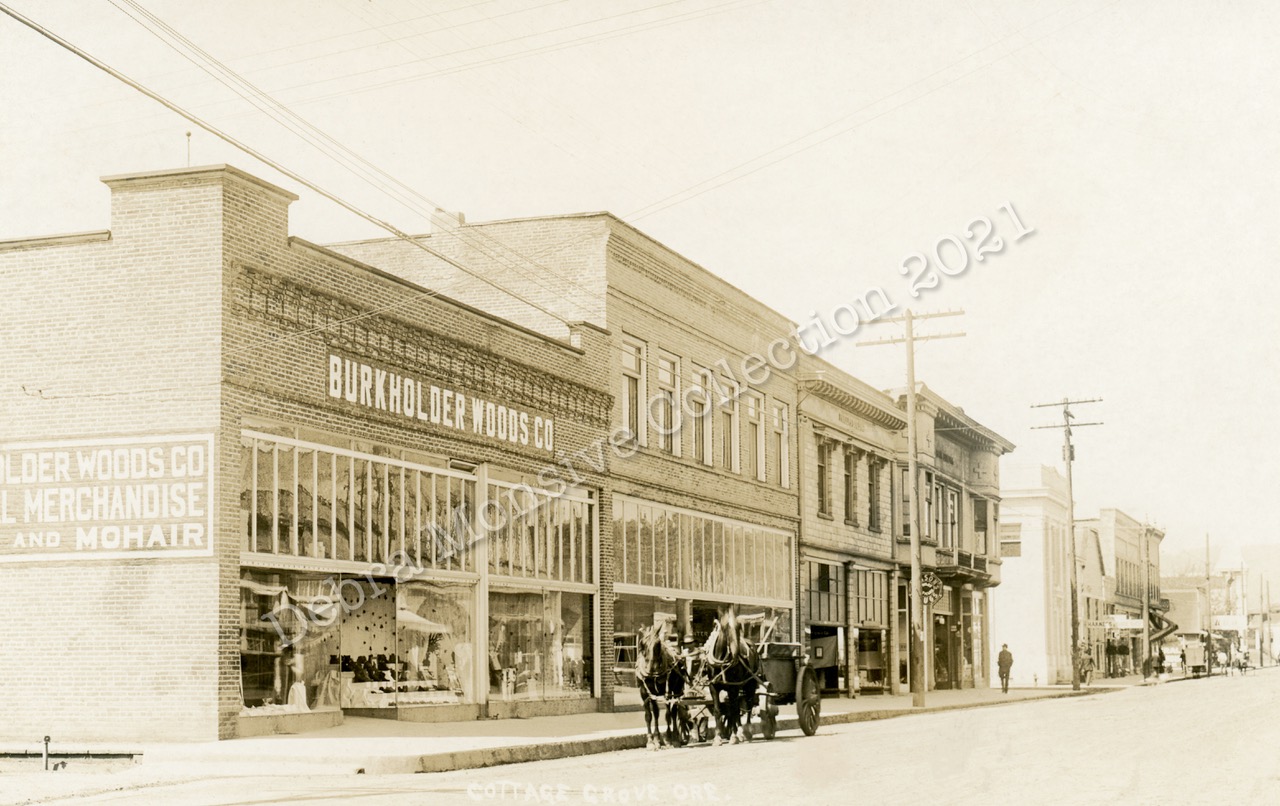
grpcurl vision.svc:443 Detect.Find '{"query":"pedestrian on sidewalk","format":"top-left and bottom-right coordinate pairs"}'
top-left (1081, 649), bottom-right (1095, 687)
top-left (998, 644), bottom-right (1013, 693)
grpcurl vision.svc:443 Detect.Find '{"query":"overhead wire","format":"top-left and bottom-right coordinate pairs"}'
top-left (58, 0), bottom-right (731, 134)
top-left (401, 0), bottom-right (692, 190)
top-left (6, 0), bottom-right (1123, 399)
top-left (43, 0), bottom-right (561, 111)
top-left (0, 1), bottom-right (578, 355)
top-left (255, 0), bottom-right (767, 111)
top-left (57, 0), bottom-right (766, 139)
top-left (107, 0), bottom-right (596, 340)
top-left (108, 0), bottom-right (595, 329)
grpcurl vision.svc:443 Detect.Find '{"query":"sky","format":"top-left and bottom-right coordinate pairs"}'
top-left (1, 0), bottom-right (1276, 558)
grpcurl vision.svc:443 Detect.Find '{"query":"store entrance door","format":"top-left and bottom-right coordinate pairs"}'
top-left (809, 625), bottom-right (842, 693)
top-left (933, 614), bottom-right (955, 690)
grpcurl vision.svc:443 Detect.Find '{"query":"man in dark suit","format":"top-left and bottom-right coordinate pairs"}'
top-left (997, 644), bottom-right (1014, 693)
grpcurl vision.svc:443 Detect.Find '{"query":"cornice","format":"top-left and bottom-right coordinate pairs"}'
top-left (800, 374), bottom-right (906, 431)
top-left (233, 266), bottom-right (614, 427)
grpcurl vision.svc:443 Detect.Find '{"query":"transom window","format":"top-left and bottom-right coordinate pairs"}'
top-left (613, 496), bottom-right (793, 603)
top-left (486, 481), bottom-right (595, 584)
top-left (808, 561), bottom-right (845, 624)
top-left (240, 430), bottom-right (475, 571)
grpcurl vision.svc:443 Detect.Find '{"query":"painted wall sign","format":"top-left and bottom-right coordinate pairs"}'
top-left (0, 434), bottom-right (215, 562)
top-left (327, 353), bottom-right (555, 453)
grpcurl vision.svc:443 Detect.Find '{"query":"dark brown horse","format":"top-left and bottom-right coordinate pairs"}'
top-left (703, 607), bottom-right (763, 745)
top-left (635, 622), bottom-right (685, 749)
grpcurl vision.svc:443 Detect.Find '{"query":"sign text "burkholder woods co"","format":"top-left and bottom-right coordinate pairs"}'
top-left (328, 354), bottom-right (555, 453)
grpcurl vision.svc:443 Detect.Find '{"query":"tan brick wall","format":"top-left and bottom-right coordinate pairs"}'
top-left (0, 171), bottom-right (226, 742)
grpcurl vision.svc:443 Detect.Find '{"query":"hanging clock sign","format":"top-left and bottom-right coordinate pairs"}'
top-left (921, 572), bottom-right (944, 605)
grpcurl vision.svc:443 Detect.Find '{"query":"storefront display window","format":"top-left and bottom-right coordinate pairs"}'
top-left (489, 589), bottom-right (593, 701)
top-left (241, 570), bottom-right (480, 714)
top-left (240, 569), bottom-right (341, 715)
top-left (395, 581), bottom-right (475, 707)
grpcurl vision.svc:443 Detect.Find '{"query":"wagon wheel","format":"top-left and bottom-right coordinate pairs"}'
top-left (695, 715), bottom-right (710, 743)
top-left (760, 708), bottom-right (777, 740)
top-left (797, 665), bottom-right (821, 736)
top-left (673, 706), bottom-right (691, 747)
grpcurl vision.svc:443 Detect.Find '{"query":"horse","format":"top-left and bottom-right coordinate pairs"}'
top-left (635, 622), bottom-right (685, 749)
top-left (703, 608), bottom-right (762, 745)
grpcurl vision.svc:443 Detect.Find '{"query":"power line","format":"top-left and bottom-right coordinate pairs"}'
top-left (108, 0), bottom-right (600, 322)
top-left (0, 1), bottom-right (581, 346)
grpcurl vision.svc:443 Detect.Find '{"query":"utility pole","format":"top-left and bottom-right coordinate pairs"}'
top-left (1031, 397), bottom-right (1102, 691)
top-left (1205, 533), bottom-right (1212, 677)
top-left (1142, 524), bottom-right (1151, 676)
top-left (1259, 580), bottom-right (1269, 670)
top-left (859, 309), bottom-right (964, 707)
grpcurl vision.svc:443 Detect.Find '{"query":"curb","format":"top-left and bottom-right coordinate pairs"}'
top-left (142, 689), bottom-right (1107, 777)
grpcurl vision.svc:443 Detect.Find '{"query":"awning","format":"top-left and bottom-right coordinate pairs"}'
top-left (397, 609), bottom-right (451, 634)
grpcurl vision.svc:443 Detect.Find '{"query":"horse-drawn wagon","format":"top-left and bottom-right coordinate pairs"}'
top-left (754, 640), bottom-right (822, 739)
top-left (637, 610), bottom-right (820, 748)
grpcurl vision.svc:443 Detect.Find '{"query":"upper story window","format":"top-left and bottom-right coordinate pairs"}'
top-left (924, 471), bottom-right (935, 541)
top-left (867, 458), bottom-right (882, 532)
top-left (816, 439), bottom-right (832, 517)
top-left (900, 465), bottom-right (911, 537)
top-left (943, 488), bottom-right (959, 549)
top-left (719, 379), bottom-right (740, 472)
top-left (843, 449), bottom-right (859, 526)
top-left (655, 353), bottom-right (680, 456)
top-left (744, 392), bottom-right (765, 481)
top-left (621, 338), bottom-right (646, 446)
top-left (691, 368), bottom-right (712, 466)
top-left (972, 497), bottom-right (989, 554)
top-left (999, 522), bottom-right (1022, 557)
top-left (772, 403), bottom-right (790, 488)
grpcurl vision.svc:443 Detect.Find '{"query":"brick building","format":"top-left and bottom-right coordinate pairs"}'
top-left (1, 163), bottom-right (1016, 743)
top-left (331, 212), bottom-right (803, 709)
top-left (0, 165), bottom-right (614, 742)
top-left (795, 356), bottom-right (905, 696)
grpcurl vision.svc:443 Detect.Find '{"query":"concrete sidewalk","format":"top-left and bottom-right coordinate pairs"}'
top-left (143, 684), bottom-right (1106, 776)
top-left (0, 683), bottom-right (1113, 805)
top-left (2, 682), bottom-right (1123, 770)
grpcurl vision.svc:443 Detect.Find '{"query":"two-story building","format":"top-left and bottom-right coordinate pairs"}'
top-left (796, 356), bottom-right (905, 695)
top-left (892, 384), bottom-right (1015, 690)
top-left (331, 210), bottom-right (802, 709)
